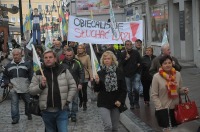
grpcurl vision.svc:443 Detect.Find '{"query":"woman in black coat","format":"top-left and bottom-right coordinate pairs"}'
top-left (94, 51), bottom-right (127, 132)
top-left (141, 46), bottom-right (156, 105)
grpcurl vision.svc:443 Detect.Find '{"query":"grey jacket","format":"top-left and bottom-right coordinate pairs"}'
top-left (29, 66), bottom-right (77, 111)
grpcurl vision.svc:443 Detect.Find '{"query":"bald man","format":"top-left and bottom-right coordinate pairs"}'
top-left (149, 44), bottom-right (182, 77)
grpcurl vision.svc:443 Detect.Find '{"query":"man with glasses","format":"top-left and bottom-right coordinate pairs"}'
top-left (120, 40), bottom-right (141, 109)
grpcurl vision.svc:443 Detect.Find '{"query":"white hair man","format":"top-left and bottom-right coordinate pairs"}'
top-left (3, 48), bottom-right (33, 124)
top-left (149, 44), bottom-right (182, 77)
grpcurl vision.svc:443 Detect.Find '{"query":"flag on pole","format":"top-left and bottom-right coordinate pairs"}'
top-left (89, 43), bottom-right (100, 78)
top-left (90, 10), bottom-right (93, 20)
top-left (161, 28), bottom-right (169, 46)
top-left (45, 33), bottom-right (52, 49)
top-left (23, 2), bottom-right (32, 32)
top-left (59, 8), bottom-right (68, 37)
top-left (109, 0), bottom-right (118, 39)
top-left (26, 37), bottom-right (33, 50)
top-left (32, 44), bottom-right (42, 72)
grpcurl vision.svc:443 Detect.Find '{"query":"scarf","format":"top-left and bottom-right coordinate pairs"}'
top-left (102, 65), bottom-right (118, 92)
top-left (159, 67), bottom-right (178, 99)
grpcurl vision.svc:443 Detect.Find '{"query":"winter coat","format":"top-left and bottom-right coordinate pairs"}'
top-left (94, 68), bottom-right (127, 109)
top-left (29, 64), bottom-right (77, 111)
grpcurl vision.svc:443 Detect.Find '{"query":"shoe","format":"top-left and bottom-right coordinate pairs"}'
top-left (71, 117), bottom-right (77, 122)
top-left (135, 104), bottom-right (140, 109)
top-left (144, 101), bottom-right (150, 106)
top-left (79, 102), bottom-right (82, 108)
top-left (83, 102), bottom-right (87, 111)
top-left (12, 120), bottom-right (19, 124)
top-left (27, 114), bottom-right (32, 120)
top-left (130, 105), bottom-right (134, 109)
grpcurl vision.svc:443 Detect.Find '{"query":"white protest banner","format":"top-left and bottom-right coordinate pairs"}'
top-left (68, 16), bottom-right (143, 44)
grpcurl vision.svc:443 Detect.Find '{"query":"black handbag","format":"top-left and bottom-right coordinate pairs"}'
top-left (29, 95), bottom-right (41, 116)
top-left (118, 104), bottom-right (128, 113)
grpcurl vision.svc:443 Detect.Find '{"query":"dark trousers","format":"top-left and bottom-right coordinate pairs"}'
top-left (79, 82), bottom-right (88, 103)
top-left (141, 79), bottom-right (152, 102)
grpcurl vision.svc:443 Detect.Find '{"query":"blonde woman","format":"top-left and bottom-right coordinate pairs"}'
top-left (94, 51), bottom-right (127, 132)
top-left (75, 44), bottom-right (93, 111)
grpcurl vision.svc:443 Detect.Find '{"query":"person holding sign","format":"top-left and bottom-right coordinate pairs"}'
top-left (30, 8), bottom-right (43, 45)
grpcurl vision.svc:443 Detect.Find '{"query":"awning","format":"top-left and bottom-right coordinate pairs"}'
top-left (9, 26), bottom-right (20, 32)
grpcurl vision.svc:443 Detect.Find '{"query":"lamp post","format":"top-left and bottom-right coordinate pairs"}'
top-left (53, 0), bottom-right (62, 37)
top-left (41, 5), bottom-right (54, 37)
top-left (40, 9), bottom-right (48, 37)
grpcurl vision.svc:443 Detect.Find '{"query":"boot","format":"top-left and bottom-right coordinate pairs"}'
top-left (83, 102), bottom-right (87, 111)
top-left (79, 101), bottom-right (83, 108)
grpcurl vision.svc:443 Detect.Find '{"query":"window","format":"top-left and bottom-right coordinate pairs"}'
top-left (10, 4), bottom-right (14, 8)
top-left (10, 17), bottom-right (16, 22)
top-left (38, 5), bottom-right (42, 12)
top-left (47, 16), bottom-right (50, 22)
top-left (18, 18), bottom-right (20, 23)
top-left (151, 5), bottom-right (168, 43)
top-left (1, 4), bottom-right (7, 7)
top-left (45, 5), bottom-right (49, 12)
top-left (52, 16), bottom-right (57, 22)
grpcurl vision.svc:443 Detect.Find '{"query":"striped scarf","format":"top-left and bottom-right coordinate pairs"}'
top-left (159, 67), bottom-right (178, 99)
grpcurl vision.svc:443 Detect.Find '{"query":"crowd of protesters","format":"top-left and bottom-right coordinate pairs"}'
top-left (0, 36), bottom-right (191, 132)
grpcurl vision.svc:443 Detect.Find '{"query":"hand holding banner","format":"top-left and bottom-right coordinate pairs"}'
top-left (68, 16), bottom-right (143, 44)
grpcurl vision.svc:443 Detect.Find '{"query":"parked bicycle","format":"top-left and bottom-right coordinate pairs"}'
top-left (0, 65), bottom-right (10, 103)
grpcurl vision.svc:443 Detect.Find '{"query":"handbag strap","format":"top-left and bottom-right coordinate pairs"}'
top-left (179, 94), bottom-right (191, 104)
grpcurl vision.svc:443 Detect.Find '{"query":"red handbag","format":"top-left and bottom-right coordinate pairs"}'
top-left (174, 94), bottom-right (199, 124)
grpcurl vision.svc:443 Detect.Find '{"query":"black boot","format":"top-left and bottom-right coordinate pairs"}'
top-left (83, 102), bottom-right (87, 111)
top-left (79, 101), bottom-right (83, 108)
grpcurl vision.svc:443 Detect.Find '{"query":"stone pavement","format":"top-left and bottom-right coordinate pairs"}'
top-left (0, 94), bottom-right (128, 132)
top-left (120, 67), bottom-right (200, 132)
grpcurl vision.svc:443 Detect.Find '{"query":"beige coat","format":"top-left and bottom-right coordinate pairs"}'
top-left (29, 69), bottom-right (77, 110)
top-left (76, 54), bottom-right (92, 80)
top-left (151, 71), bottom-right (185, 110)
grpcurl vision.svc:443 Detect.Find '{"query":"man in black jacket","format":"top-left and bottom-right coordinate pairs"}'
top-left (120, 40), bottom-right (141, 109)
top-left (61, 47), bottom-right (85, 122)
top-left (3, 48), bottom-right (33, 124)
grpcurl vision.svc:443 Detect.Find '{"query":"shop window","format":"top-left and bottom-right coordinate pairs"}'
top-left (151, 4), bottom-right (168, 43)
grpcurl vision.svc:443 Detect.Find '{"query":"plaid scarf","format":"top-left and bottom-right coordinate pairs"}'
top-left (159, 67), bottom-right (178, 99)
top-left (102, 65), bottom-right (118, 92)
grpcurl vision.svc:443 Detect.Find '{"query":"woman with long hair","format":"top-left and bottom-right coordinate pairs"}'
top-left (75, 44), bottom-right (93, 111)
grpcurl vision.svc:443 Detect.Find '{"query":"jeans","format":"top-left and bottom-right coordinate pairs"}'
top-left (125, 74), bottom-right (141, 106)
top-left (42, 110), bottom-right (68, 132)
top-left (68, 92), bottom-right (78, 117)
top-left (79, 82), bottom-right (88, 103)
top-left (32, 24), bottom-right (41, 45)
top-left (99, 107), bottom-right (120, 132)
top-left (11, 90), bottom-right (31, 121)
top-left (138, 76), bottom-right (143, 95)
top-left (141, 79), bottom-right (152, 101)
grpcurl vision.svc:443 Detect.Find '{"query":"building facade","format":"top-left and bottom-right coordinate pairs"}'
top-left (126, 0), bottom-right (200, 67)
top-left (69, 0), bottom-right (125, 24)
top-left (0, 0), bottom-right (63, 43)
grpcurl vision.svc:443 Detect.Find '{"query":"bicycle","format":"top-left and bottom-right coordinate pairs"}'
top-left (0, 65), bottom-right (10, 103)
top-left (0, 83), bottom-right (10, 103)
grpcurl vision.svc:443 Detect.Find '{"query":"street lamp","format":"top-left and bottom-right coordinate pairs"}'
top-left (53, 0), bottom-right (62, 36)
top-left (40, 5), bottom-right (54, 37)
